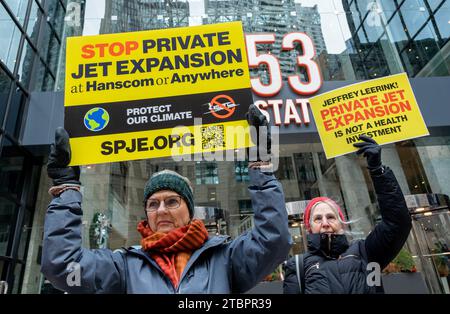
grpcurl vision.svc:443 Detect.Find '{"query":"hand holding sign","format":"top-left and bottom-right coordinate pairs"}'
top-left (246, 104), bottom-right (271, 161)
top-left (353, 134), bottom-right (382, 173)
top-left (65, 22), bottom-right (253, 165)
top-left (47, 127), bottom-right (81, 186)
top-left (308, 73), bottom-right (429, 159)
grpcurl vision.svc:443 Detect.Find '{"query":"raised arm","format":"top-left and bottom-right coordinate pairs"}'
top-left (227, 168), bottom-right (292, 293)
top-left (223, 105), bottom-right (292, 293)
top-left (42, 190), bottom-right (126, 293)
top-left (354, 135), bottom-right (412, 269)
top-left (363, 167), bottom-right (412, 269)
top-left (41, 127), bottom-right (125, 293)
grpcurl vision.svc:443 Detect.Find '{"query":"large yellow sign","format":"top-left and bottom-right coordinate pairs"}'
top-left (309, 73), bottom-right (429, 159)
top-left (65, 22), bottom-right (253, 165)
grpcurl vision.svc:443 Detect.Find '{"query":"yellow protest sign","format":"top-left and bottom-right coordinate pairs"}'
top-left (309, 73), bottom-right (429, 159)
top-left (65, 21), bottom-right (253, 165)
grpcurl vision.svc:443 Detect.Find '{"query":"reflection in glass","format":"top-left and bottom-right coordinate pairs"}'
top-left (401, 0), bottom-right (429, 38)
top-left (46, 0), bottom-right (66, 39)
top-left (434, 6), bottom-right (450, 43)
top-left (293, 153), bottom-right (318, 200)
top-left (235, 161), bottom-right (249, 183)
top-left (343, 0), bottom-right (450, 78)
top-left (0, 67), bottom-right (13, 122)
top-left (4, 0), bottom-right (28, 26)
top-left (275, 157), bottom-right (295, 180)
top-left (387, 12), bottom-right (408, 51)
top-left (195, 162), bottom-right (219, 184)
top-left (427, 0), bottom-right (445, 12)
top-left (402, 23), bottom-right (440, 76)
top-left (0, 5), bottom-right (22, 70)
top-left (0, 196), bottom-right (17, 256)
top-left (27, 0), bottom-right (41, 44)
top-left (32, 59), bottom-right (55, 92)
top-left (47, 35), bottom-right (60, 75)
top-left (17, 38), bottom-right (34, 85)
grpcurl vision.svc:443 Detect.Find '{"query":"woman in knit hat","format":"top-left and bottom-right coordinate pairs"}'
top-left (283, 135), bottom-right (412, 294)
top-left (41, 105), bottom-right (292, 293)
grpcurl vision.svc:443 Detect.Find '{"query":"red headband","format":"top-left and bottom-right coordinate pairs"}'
top-left (303, 197), bottom-right (346, 232)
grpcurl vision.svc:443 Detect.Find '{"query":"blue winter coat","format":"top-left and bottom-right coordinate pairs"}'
top-left (41, 168), bottom-right (293, 293)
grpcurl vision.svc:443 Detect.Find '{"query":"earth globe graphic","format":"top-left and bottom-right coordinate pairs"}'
top-left (84, 107), bottom-right (110, 131)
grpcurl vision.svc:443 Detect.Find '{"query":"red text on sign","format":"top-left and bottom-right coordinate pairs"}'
top-left (81, 41), bottom-right (139, 59)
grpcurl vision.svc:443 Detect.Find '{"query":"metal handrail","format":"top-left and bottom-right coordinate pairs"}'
top-left (0, 281), bottom-right (8, 294)
top-left (412, 252), bottom-right (450, 258)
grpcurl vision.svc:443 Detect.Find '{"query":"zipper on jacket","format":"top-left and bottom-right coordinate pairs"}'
top-left (175, 237), bottom-right (228, 293)
top-left (339, 254), bottom-right (360, 260)
top-left (124, 248), bottom-right (178, 292)
top-left (305, 262), bottom-right (320, 276)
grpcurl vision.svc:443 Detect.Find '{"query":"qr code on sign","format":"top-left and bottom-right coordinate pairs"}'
top-left (201, 125), bottom-right (225, 150)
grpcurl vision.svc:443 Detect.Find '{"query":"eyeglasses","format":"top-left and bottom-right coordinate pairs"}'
top-left (145, 195), bottom-right (182, 212)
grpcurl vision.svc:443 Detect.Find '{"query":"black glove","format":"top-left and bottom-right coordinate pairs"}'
top-left (353, 134), bottom-right (382, 172)
top-left (47, 127), bottom-right (81, 186)
top-left (246, 104), bottom-right (271, 161)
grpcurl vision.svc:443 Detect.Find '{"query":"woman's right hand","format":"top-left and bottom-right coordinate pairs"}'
top-left (47, 127), bottom-right (81, 186)
top-left (246, 104), bottom-right (271, 161)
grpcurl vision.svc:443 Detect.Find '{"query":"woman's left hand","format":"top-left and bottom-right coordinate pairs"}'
top-left (353, 134), bottom-right (382, 170)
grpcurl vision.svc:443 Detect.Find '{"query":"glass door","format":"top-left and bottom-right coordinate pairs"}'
top-left (409, 194), bottom-right (450, 294)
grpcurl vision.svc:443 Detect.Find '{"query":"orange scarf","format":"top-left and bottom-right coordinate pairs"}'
top-left (137, 219), bottom-right (208, 288)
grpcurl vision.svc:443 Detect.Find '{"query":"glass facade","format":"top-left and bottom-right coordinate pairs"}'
top-left (0, 0), bottom-right (449, 293)
top-left (0, 0), bottom-right (70, 294)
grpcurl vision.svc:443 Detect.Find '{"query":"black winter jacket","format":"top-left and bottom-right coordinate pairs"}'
top-left (283, 167), bottom-right (412, 294)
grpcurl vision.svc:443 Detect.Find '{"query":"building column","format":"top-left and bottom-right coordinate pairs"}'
top-left (414, 138), bottom-right (450, 197)
top-left (383, 145), bottom-right (411, 194)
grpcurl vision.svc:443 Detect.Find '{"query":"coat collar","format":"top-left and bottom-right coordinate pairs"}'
top-left (124, 235), bottom-right (230, 288)
top-left (307, 233), bottom-right (349, 259)
top-left (125, 235), bottom-right (229, 256)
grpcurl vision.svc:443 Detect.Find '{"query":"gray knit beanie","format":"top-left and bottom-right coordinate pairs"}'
top-left (143, 170), bottom-right (194, 218)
